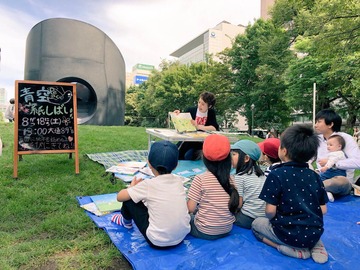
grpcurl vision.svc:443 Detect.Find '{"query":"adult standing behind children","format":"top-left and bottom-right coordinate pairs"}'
top-left (112, 140), bottom-right (190, 248)
top-left (5, 98), bottom-right (15, 122)
top-left (230, 139), bottom-right (266, 229)
top-left (187, 134), bottom-right (239, 240)
top-left (314, 109), bottom-right (360, 199)
top-left (252, 125), bottom-right (329, 264)
top-left (173, 91), bottom-right (219, 160)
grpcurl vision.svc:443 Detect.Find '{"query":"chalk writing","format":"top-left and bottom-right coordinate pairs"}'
top-left (17, 82), bottom-right (76, 151)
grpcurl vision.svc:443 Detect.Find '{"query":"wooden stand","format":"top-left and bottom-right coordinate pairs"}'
top-left (13, 80), bottom-right (79, 178)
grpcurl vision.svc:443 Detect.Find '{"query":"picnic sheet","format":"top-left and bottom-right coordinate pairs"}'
top-left (86, 150), bottom-right (360, 269)
top-left (86, 150), bottom-right (149, 169)
top-left (77, 194), bottom-right (360, 270)
top-left (87, 150), bottom-right (207, 182)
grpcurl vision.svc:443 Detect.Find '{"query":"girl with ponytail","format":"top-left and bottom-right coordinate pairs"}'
top-left (187, 134), bottom-right (239, 240)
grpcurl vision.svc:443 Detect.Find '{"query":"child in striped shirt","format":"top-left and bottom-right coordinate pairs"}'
top-left (231, 140), bottom-right (266, 229)
top-left (187, 134), bottom-right (239, 240)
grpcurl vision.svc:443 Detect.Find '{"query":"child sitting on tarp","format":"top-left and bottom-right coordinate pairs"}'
top-left (112, 140), bottom-right (190, 248)
top-left (187, 134), bottom-right (239, 239)
top-left (257, 138), bottom-right (281, 177)
top-left (230, 139), bottom-right (266, 229)
top-left (252, 125), bottom-right (329, 264)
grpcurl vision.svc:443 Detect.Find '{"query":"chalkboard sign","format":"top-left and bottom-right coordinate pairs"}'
top-left (13, 80), bottom-right (79, 178)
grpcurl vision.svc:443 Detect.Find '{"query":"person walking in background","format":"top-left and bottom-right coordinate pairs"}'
top-left (5, 98), bottom-right (15, 122)
top-left (353, 127), bottom-right (360, 147)
top-left (113, 140), bottom-right (190, 248)
top-left (314, 109), bottom-right (360, 199)
top-left (187, 134), bottom-right (239, 240)
top-left (252, 124), bottom-right (329, 264)
top-left (173, 91), bottom-right (219, 160)
top-left (353, 127), bottom-right (359, 142)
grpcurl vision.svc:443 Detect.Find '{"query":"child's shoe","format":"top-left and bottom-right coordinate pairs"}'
top-left (326, 192), bottom-right (334, 202)
top-left (111, 213), bottom-right (133, 229)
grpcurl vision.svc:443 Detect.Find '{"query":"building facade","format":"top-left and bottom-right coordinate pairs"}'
top-left (170, 21), bottom-right (246, 65)
top-left (126, 63), bottom-right (155, 88)
top-left (261, 0), bottom-right (276, 20)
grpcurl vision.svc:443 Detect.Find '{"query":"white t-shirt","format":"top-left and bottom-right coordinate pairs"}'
top-left (195, 108), bottom-right (208, 125)
top-left (128, 174), bottom-right (190, 247)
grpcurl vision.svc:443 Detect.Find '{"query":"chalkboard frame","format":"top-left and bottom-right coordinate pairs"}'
top-left (13, 80), bottom-right (79, 178)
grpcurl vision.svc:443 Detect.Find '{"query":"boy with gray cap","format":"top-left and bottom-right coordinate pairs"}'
top-left (113, 140), bottom-right (190, 248)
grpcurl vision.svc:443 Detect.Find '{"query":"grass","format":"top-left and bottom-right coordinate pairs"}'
top-left (0, 123), bottom-right (149, 270)
top-left (0, 124), bottom-right (259, 269)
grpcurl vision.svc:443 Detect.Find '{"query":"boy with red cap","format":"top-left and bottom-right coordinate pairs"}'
top-left (258, 138), bottom-right (281, 177)
top-left (187, 134), bottom-right (239, 239)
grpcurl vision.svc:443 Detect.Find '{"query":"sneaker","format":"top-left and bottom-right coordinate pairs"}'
top-left (326, 192), bottom-right (334, 202)
top-left (111, 213), bottom-right (133, 229)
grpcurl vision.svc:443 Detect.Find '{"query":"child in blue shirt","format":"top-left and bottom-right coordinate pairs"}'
top-left (252, 125), bottom-right (329, 264)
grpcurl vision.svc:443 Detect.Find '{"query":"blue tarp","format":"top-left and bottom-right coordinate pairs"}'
top-left (77, 194), bottom-right (360, 270)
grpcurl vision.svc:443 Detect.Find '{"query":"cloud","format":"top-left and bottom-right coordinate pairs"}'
top-left (0, 4), bottom-right (38, 97)
top-left (0, 0), bottom-right (260, 99)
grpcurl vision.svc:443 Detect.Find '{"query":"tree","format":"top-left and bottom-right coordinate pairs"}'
top-left (128, 59), bottom-right (234, 128)
top-left (227, 19), bottom-right (293, 133)
top-left (272, 0), bottom-right (360, 128)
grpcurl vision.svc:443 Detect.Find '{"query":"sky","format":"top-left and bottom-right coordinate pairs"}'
top-left (0, 0), bottom-right (260, 99)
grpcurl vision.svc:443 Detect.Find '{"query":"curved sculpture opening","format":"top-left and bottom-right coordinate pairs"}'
top-left (58, 77), bottom-right (97, 124)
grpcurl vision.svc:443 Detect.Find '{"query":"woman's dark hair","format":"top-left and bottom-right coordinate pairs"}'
top-left (315, 109), bottom-right (342, 132)
top-left (233, 149), bottom-right (264, 177)
top-left (203, 154), bottom-right (239, 214)
top-left (200, 91), bottom-right (216, 109)
top-left (280, 124), bottom-right (319, 163)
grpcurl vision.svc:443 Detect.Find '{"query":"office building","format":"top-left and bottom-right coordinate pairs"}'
top-left (170, 21), bottom-right (246, 65)
top-left (126, 63), bottom-right (155, 88)
top-left (261, 0), bottom-right (276, 20)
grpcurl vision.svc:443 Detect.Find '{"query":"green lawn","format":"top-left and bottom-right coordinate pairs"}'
top-left (0, 123), bottom-right (150, 270)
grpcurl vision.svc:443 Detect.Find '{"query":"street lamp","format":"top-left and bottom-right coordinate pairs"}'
top-left (251, 104), bottom-right (255, 136)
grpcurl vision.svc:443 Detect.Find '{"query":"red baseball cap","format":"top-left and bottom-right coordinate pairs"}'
top-left (257, 138), bottom-right (280, 159)
top-left (203, 134), bottom-right (230, 161)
